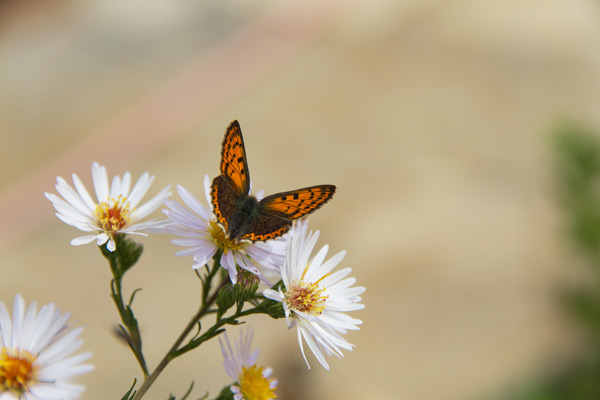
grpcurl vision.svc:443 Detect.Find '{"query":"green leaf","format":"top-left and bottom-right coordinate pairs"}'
top-left (99, 234), bottom-right (144, 277)
top-left (213, 385), bottom-right (234, 400)
top-left (115, 234), bottom-right (144, 274)
top-left (166, 381), bottom-right (197, 400)
top-left (216, 285), bottom-right (235, 320)
top-left (120, 379), bottom-right (137, 400)
top-left (259, 297), bottom-right (285, 319)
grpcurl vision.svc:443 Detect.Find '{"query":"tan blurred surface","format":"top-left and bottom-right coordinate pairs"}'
top-left (2, 0), bottom-right (600, 399)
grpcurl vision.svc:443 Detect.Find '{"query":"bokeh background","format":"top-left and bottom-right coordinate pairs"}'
top-left (2, 0), bottom-right (600, 399)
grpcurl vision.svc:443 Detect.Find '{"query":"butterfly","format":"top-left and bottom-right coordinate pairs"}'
top-left (211, 120), bottom-right (336, 242)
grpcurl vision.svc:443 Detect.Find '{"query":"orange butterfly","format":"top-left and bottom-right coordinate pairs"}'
top-left (211, 120), bottom-right (336, 241)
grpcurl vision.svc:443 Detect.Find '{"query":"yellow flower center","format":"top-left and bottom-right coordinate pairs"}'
top-left (95, 195), bottom-right (132, 234)
top-left (208, 220), bottom-right (246, 254)
top-left (285, 281), bottom-right (328, 316)
top-left (0, 348), bottom-right (38, 394)
top-left (238, 365), bottom-right (277, 400)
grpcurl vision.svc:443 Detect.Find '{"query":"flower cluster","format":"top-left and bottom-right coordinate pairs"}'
top-left (163, 175), bottom-right (365, 370)
top-left (23, 158), bottom-right (365, 399)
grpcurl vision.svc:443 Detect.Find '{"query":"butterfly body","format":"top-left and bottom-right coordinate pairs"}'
top-left (228, 194), bottom-right (261, 240)
top-left (211, 120), bottom-right (336, 242)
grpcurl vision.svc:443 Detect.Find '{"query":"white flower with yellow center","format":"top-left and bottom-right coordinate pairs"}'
top-left (0, 294), bottom-right (93, 400)
top-left (219, 329), bottom-right (277, 400)
top-left (263, 229), bottom-right (365, 370)
top-left (162, 176), bottom-right (286, 284)
top-left (45, 162), bottom-right (171, 252)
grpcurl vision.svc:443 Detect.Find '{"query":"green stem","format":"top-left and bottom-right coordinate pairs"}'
top-left (131, 258), bottom-right (227, 400)
top-left (202, 250), bottom-right (222, 303)
top-left (107, 252), bottom-right (149, 377)
top-left (172, 306), bottom-right (262, 358)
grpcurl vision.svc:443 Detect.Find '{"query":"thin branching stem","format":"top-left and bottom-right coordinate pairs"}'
top-left (107, 250), bottom-right (149, 377)
top-left (132, 254), bottom-right (231, 400)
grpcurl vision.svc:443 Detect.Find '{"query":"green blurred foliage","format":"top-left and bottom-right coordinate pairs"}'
top-left (554, 124), bottom-right (600, 351)
top-left (495, 123), bottom-right (600, 400)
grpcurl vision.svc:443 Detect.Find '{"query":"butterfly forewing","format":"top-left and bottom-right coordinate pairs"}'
top-left (259, 185), bottom-right (336, 220)
top-left (220, 121), bottom-right (250, 196)
top-left (211, 175), bottom-right (239, 231)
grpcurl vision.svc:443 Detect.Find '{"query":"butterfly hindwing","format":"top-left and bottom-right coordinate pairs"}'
top-left (211, 175), bottom-right (239, 231)
top-left (241, 213), bottom-right (292, 242)
top-left (258, 185), bottom-right (337, 220)
top-left (220, 120), bottom-right (250, 197)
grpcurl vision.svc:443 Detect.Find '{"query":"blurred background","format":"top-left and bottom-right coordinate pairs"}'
top-left (2, 0), bottom-right (600, 399)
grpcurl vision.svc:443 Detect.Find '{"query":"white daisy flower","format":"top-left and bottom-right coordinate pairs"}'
top-left (219, 329), bottom-right (277, 400)
top-left (263, 229), bottom-right (365, 370)
top-left (0, 294), bottom-right (93, 399)
top-left (45, 162), bottom-right (172, 252)
top-left (162, 175), bottom-right (287, 285)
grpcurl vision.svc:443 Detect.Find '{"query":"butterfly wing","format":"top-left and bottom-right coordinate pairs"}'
top-left (241, 213), bottom-right (291, 242)
top-left (211, 120), bottom-right (250, 229)
top-left (259, 185), bottom-right (336, 220)
top-left (211, 175), bottom-right (239, 232)
top-left (219, 120), bottom-right (250, 197)
top-left (239, 185), bottom-right (336, 241)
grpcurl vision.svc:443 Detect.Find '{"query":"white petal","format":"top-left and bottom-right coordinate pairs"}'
top-left (192, 254), bottom-right (212, 269)
top-left (172, 238), bottom-right (205, 247)
top-left (0, 300), bottom-right (12, 348)
top-left (296, 231), bottom-right (320, 277)
top-left (51, 199), bottom-right (94, 225)
top-left (71, 235), bottom-right (104, 246)
top-left (174, 248), bottom-right (198, 257)
top-left (132, 185), bottom-right (171, 219)
top-left (299, 325), bottom-right (329, 370)
top-left (203, 175), bottom-right (212, 206)
top-left (178, 184), bottom-right (211, 221)
top-left (122, 219), bottom-right (168, 234)
top-left (120, 171), bottom-right (132, 196)
top-left (55, 177), bottom-right (94, 218)
top-left (128, 172), bottom-right (153, 207)
top-left (320, 268), bottom-right (353, 290)
top-left (262, 289), bottom-right (284, 302)
top-left (91, 162), bottom-right (109, 202)
top-left (38, 328), bottom-right (84, 363)
top-left (164, 200), bottom-right (208, 229)
top-left (11, 294), bottom-right (25, 347)
top-left (20, 300), bottom-right (39, 351)
top-left (56, 213), bottom-right (96, 232)
top-left (110, 175), bottom-right (121, 198)
top-left (190, 239), bottom-right (218, 256)
top-left (304, 244), bottom-right (329, 282)
top-left (165, 226), bottom-right (204, 237)
top-left (316, 250), bottom-right (346, 280)
top-left (320, 311), bottom-right (363, 329)
top-left (223, 252), bottom-right (238, 284)
top-left (30, 307), bottom-right (70, 354)
top-left (71, 173), bottom-right (96, 211)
